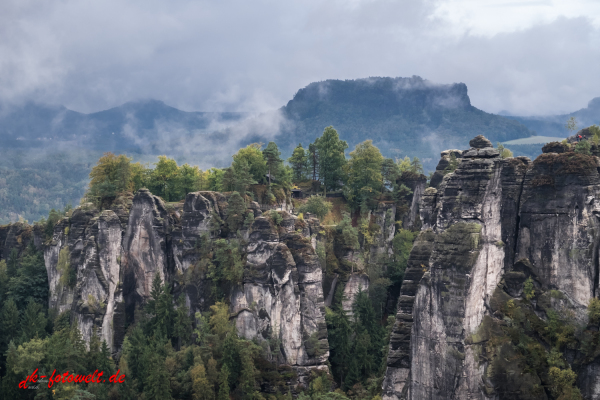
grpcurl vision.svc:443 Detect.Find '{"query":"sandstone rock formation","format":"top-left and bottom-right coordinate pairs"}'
top-left (383, 137), bottom-right (600, 400)
top-left (34, 189), bottom-right (330, 386)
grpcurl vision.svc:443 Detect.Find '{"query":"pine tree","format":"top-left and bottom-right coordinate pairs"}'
top-left (156, 281), bottom-right (174, 338)
top-left (20, 298), bottom-right (46, 341)
top-left (144, 352), bottom-right (172, 400)
top-left (191, 363), bottom-right (214, 400)
top-left (173, 296), bottom-right (192, 350)
top-left (231, 159), bottom-right (257, 194)
top-left (315, 126), bottom-right (348, 195)
top-left (226, 192), bottom-right (246, 232)
top-left (239, 343), bottom-right (257, 400)
top-left (263, 142), bottom-right (283, 186)
top-left (288, 143), bottom-right (308, 182)
top-left (217, 364), bottom-right (230, 400)
top-left (344, 140), bottom-right (384, 212)
top-left (146, 272), bottom-right (162, 319)
top-left (325, 307), bottom-right (352, 388)
top-left (222, 333), bottom-right (241, 388)
top-left (0, 299), bottom-right (20, 345)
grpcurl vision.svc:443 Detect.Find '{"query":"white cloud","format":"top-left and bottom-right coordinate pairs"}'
top-left (0, 0), bottom-right (599, 116)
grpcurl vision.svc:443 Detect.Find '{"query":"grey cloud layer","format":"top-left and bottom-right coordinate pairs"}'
top-left (1, 0), bottom-right (599, 115)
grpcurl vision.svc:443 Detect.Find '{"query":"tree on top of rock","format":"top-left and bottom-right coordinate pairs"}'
top-left (344, 140), bottom-right (384, 213)
top-left (262, 142), bottom-right (283, 186)
top-left (288, 143), bottom-right (308, 182)
top-left (315, 126), bottom-right (348, 195)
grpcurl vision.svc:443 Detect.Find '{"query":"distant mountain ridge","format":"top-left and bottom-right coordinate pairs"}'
top-left (0, 99), bottom-right (247, 151)
top-left (274, 77), bottom-right (535, 165)
top-left (504, 96), bottom-right (600, 138)
top-left (0, 76), bottom-right (539, 223)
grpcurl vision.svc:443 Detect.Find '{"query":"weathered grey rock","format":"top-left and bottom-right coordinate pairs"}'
top-left (383, 136), bottom-right (531, 400)
top-left (341, 274), bottom-right (369, 315)
top-left (231, 212), bottom-right (329, 381)
top-left (469, 135), bottom-right (492, 149)
top-left (429, 150), bottom-right (463, 189)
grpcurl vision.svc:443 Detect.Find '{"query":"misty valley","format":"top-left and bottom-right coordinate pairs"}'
top-left (2, 77), bottom-right (600, 400)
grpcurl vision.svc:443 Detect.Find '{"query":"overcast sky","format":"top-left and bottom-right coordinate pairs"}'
top-left (2, 0), bottom-right (599, 115)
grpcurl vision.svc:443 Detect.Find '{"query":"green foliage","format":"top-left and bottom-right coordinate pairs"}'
top-left (208, 168), bottom-right (225, 191)
top-left (298, 195), bottom-right (332, 220)
top-left (327, 289), bottom-right (385, 390)
top-left (443, 153), bottom-right (459, 174)
top-left (57, 246), bottom-right (76, 288)
top-left (574, 139), bottom-right (592, 155)
top-left (565, 116), bottom-right (578, 134)
top-left (523, 277), bottom-right (535, 301)
top-left (226, 192), bottom-right (247, 232)
top-left (496, 142), bottom-right (513, 159)
top-left (588, 298), bottom-right (600, 325)
top-left (315, 126), bottom-right (348, 194)
top-left (244, 211), bottom-right (255, 229)
top-left (344, 140), bottom-right (384, 212)
top-left (268, 210), bottom-right (284, 226)
top-left (588, 124), bottom-right (600, 145)
top-left (263, 142), bottom-right (284, 186)
top-left (289, 143), bottom-right (309, 181)
top-left (336, 214), bottom-right (359, 251)
top-left (4, 244), bottom-right (49, 311)
top-left (88, 152), bottom-right (133, 202)
top-left (233, 144), bottom-right (268, 184)
top-left (21, 299), bottom-right (47, 342)
top-left (548, 367), bottom-right (582, 400)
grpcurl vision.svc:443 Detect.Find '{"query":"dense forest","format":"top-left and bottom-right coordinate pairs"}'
top-left (3, 122), bottom-right (600, 399)
top-left (0, 126), bottom-right (437, 400)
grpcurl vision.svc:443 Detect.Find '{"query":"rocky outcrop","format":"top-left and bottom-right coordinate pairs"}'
top-left (383, 136), bottom-right (600, 399)
top-left (33, 188), bottom-right (331, 387)
top-left (429, 150), bottom-right (463, 189)
top-left (231, 212), bottom-right (329, 387)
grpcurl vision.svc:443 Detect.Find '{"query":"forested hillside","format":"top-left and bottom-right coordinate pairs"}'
top-left (0, 127), bottom-right (427, 400)
top-left (0, 76), bottom-right (536, 224)
top-left (275, 77), bottom-right (534, 166)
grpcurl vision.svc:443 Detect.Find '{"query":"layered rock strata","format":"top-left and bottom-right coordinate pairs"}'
top-left (37, 189), bottom-right (330, 384)
top-left (383, 135), bottom-right (600, 399)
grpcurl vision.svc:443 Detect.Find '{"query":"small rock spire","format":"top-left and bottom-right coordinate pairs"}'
top-left (469, 135), bottom-right (493, 149)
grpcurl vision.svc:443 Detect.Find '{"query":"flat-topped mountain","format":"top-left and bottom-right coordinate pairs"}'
top-left (275, 77), bottom-right (535, 164)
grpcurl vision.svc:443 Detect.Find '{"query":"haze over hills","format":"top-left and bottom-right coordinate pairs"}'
top-left (0, 76), bottom-right (542, 223)
top-left (274, 76), bottom-right (535, 163)
top-left (502, 96), bottom-right (600, 138)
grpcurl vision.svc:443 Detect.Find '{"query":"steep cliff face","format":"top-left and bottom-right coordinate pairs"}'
top-left (38, 188), bottom-right (331, 385)
top-left (231, 212), bottom-right (330, 385)
top-left (383, 136), bottom-right (600, 400)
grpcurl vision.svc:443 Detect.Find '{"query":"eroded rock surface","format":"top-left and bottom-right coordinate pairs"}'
top-left (383, 137), bottom-right (600, 400)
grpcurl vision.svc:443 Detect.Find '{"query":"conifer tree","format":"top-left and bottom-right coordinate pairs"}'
top-left (156, 281), bottom-right (175, 338)
top-left (144, 352), bottom-right (172, 400)
top-left (226, 192), bottom-right (246, 232)
top-left (0, 299), bottom-right (20, 345)
top-left (191, 362), bottom-right (214, 400)
top-left (239, 342), bottom-right (258, 400)
top-left (262, 142), bottom-right (283, 186)
top-left (288, 143), bottom-right (308, 182)
top-left (217, 364), bottom-right (230, 400)
top-left (344, 140), bottom-right (384, 212)
top-left (20, 298), bottom-right (46, 341)
top-left (315, 126), bottom-right (348, 195)
top-left (231, 159), bottom-right (257, 194)
top-left (173, 296), bottom-right (192, 350)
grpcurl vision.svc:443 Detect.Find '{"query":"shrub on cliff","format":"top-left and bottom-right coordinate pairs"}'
top-left (588, 298), bottom-right (600, 326)
top-left (298, 196), bottom-right (332, 220)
